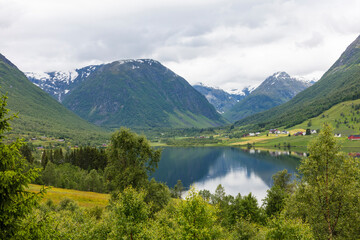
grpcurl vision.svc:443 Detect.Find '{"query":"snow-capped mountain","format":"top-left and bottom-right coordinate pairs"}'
top-left (26, 59), bottom-right (227, 128)
top-left (25, 65), bottom-right (102, 102)
top-left (224, 71), bottom-right (313, 122)
top-left (193, 83), bottom-right (250, 113)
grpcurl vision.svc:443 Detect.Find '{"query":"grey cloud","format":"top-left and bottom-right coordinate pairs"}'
top-left (0, 0), bottom-right (359, 90)
top-left (296, 33), bottom-right (324, 48)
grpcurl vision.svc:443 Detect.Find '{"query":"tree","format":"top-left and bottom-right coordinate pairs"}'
top-left (53, 148), bottom-right (64, 164)
top-left (105, 128), bottom-right (161, 192)
top-left (263, 169), bottom-right (293, 217)
top-left (41, 150), bottom-right (48, 168)
top-left (178, 186), bottom-right (223, 239)
top-left (19, 144), bottom-right (34, 164)
top-left (172, 179), bottom-right (184, 199)
top-left (286, 123), bottom-right (360, 239)
top-left (0, 94), bottom-right (43, 239)
top-left (211, 184), bottom-right (226, 205)
top-left (266, 215), bottom-right (314, 240)
top-left (110, 186), bottom-right (150, 240)
top-left (307, 120), bottom-right (312, 127)
top-left (144, 178), bottom-right (171, 214)
top-left (199, 189), bottom-right (211, 202)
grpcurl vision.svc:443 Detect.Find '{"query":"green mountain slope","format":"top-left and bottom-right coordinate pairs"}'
top-left (62, 59), bottom-right (227, 128)
top-left (293, 99), bottom-right (360, 136)
top-left (225, 72), bottom-right (311, 122)
top-left (0, 53), bottom-right (109, 142)
top-left (234, 34), bottom-right (360, 130)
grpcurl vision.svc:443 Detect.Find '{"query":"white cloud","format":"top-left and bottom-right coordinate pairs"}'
top-left (0, 0), bottom-right (359, 89)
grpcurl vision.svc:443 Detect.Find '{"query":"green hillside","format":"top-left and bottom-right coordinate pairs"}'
top-left (225, 72), bottom-right (311, 122)
top-left (0, 53), bottom-right (109, 143)
top-left (62, 59), bottom-right (227, 128)
top-left (294, 99), bottom-right (360, 136)
top-left (241, 99), bottom-right (360, 151)
top-left (234, 35), bottom-right (360, 130)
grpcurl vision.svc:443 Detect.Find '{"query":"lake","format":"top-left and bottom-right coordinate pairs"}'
top-left (151, 147), bottom-right (303, 201)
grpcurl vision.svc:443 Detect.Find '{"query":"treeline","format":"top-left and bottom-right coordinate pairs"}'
top-left (164, 136), bottom-right (222, 146)
top-left (41, 146), bottom-right (107, 170)
top-left (36, 147), bottom-right (107, 192)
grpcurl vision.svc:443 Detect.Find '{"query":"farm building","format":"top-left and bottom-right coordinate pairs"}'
top-left (348, 135), bottom-right (360, 140)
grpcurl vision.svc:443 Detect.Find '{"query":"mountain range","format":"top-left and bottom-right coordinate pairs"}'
top-left (224, 72), bottom-right (312, 122)
top-left (27, 59), bottom-right (227, 129)
top-left (20, 34), bottom-right (360, 134)
top-left (235, 34), bottom-right (360, 130)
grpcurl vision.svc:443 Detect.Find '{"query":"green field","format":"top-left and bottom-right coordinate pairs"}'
top-left (28, 184), bottom-right (109, 208)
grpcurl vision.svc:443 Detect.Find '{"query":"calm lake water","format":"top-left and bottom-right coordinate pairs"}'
top-left (151, 147), bottom-right (303, 201)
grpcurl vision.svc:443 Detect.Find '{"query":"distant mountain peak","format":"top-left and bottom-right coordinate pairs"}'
top-left (116, 59), bottom-right (160, 66)
top-left (193, 84), bottom-right (249, 113)
top-left (272, 71), bottom-right (290, 79)
top-left (224, 71), bottom-right (313, 122)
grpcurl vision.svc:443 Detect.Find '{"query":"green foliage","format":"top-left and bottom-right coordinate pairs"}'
top-left (285, 123), bottom-right (360, 239)
top-left (59, 198), bottom-right (79, 211)
top-left (177, 186), bottom-right (223, 239)
top-left (0, 92), bottom-right (43, 239)
top-left (171, 179), bottom-right (185, 198)
top-left (307, 120), bottom-right (312, 127)
top-left (109, 186), bottom-right (151, 239)
top-left (105, 128), bottom-right (161, 192)
top-left (165, 137), bottom-right (222, 146)
top-left (65, 146), bottom-right (107, 170)
top-left (199, 189), bottom-right (212, 202)
top-left (211, 184), bottom-right (226, 205)
top-left (41, 162), bottom-right (105, 193)
top-left (263, 169), bottom-right (293, 217)
top-left (212, 186), bottom-right (265, 227)
top-left (19, 143), bottom-right (35, 164)
top-left (293, 98), bottom-right (360, 137)
top-left (144, 178), bottom-right (171, 214)
top-left (229, 218), bottom-right (263, 240)
top-left (266, 215), bottom-right (314, 240)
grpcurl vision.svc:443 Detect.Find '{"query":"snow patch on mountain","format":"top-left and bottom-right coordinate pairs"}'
top-left (25, 72), bottom-right (50, 80)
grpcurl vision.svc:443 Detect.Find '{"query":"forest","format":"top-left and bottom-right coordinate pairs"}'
top-left (2, 92), bottom-right (360, 240)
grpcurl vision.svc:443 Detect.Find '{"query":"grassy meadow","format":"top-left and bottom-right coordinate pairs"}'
top-left (28, 184), bottom-right (110, 208)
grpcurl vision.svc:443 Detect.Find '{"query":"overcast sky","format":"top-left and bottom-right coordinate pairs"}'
top-left (1, 0), bottom-right (359, 91)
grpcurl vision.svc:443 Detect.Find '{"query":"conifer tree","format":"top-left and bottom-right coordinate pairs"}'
top-left (0, 94), bottom-right (43, 239)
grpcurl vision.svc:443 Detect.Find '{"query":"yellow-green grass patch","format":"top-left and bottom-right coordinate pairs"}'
top-left (28, 184), bottom-right (109, 208)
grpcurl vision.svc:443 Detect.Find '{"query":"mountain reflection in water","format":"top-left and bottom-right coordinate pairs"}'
top-left (151, 147), bottom-right (302, 201)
